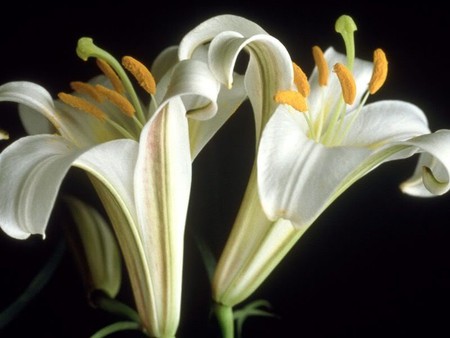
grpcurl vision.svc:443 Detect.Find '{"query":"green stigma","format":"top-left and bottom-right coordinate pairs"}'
top-left (75, 37), bottom-right (146, 123)
top-left (335, 15), bottom-right (357, 70)
top-left (76, 37), bottom-right (98, 61)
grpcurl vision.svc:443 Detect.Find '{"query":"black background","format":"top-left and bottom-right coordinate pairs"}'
top-left (1, 1), bottom-right (450, 337)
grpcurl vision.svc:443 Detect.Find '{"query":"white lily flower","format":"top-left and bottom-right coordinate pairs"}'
top-left (258, 16), bottom-right (450, 228)
top-left (177, 14), bottom-right (296, 313)
top-left (211, 14), bottom-right (450, 317)
top-left (0, 38), bottom-right (230, 337)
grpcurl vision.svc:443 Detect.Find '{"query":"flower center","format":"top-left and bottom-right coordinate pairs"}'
top-left (274, 15), bottom-right (388, 147)
top-left (58, 38), bottom-right (156, 141)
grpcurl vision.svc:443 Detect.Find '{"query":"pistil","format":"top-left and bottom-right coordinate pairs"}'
top-left (76, 37), bottom-right (146, 123)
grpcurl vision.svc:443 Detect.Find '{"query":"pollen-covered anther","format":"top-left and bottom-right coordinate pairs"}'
top-left (292, 62), bottom-right (310, 97)
top-left (95, 85), bottom-right (135, 117)
top-left (58, 92), bottom-right (107, 121)
top-left (70, 81), bottom-right (103, 102)
top-left (122, 56), bottom-right (156, 95)
top-left (96, 59), bottom-right (125, 94)
top-left (312, 46), bottom-right (329, 86)
top-left (333, 63), bottom-right (356, 105)
top-left (369, 48), bottom-right (388, 94)
top-left (274, 90), bottom-right (308, 112)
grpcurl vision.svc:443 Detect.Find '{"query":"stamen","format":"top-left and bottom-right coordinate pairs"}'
top-left (368, 48), bottom-right (388, 94)
top-left (333, 63), bottom-right (356, 105)
top-left (274, 90), bottom-right (308, 112)
top-left (335, 15), bottom-right (357, 70)
top-left (96, 59), bottom-right (125, 94)
top-left (58, 92), bottom-right (107, 121)
top-left (95, 84), bottom-right (135, 117)
top-left (76, 37), bottom-right (146, 123)
top-left (122, 56), bottom-right (156, 95)
top-left (70, 81), bottom-right (103, 102)
top-left (292, 62), bottom-right (310, 97)
top-left (312, 46), bottom-right (329, 86)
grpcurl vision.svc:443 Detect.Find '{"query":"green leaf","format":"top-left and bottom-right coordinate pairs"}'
top-left (233, 299), bottom-right (278, 338)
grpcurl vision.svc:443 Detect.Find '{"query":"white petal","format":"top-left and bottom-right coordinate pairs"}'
top-left (151, 45), bottom-right (179, 82)
top-left (133, 96), bottom-right (191, 335)
top-left (19, 103), bottom-right (54, 134)
top-left (257, 106), bottom-right (371, 227)
top-left (189, 74), bottom-right (247, 159)
top-left (178, 14), bottom-right (267, 60)
top-left (0, 135), bottom-right (82, 239)
top-left (344, 100), bottom-right (430, 146)
top-left (163, 59), bottom-right (220, 120)
top-left (74, 139), bottom-right (139, 220)
top-left (208, 31), bottom-right (293, 138)
top-left (400, 130), bottom-right (450, 196)
top-left (0, 81), bottom-right (59, 129)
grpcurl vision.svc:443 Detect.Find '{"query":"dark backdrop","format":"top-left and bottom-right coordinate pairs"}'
top-left (1, 1), bottom-right (449, 337)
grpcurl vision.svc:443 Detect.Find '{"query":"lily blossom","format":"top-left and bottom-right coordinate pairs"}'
top-left (0, 38), bottom-right (225, 337)
top-left (210, 14), bottom-right (450, 315)
top-left (258, 15), bottom-right (450, 228)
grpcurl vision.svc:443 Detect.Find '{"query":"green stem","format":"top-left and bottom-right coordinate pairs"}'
top-left (214, 303), bottom-right (234, 338)
top-left (93, 292), bottom-right (140, 323)
top-left (0, 239), bottom-right (65, 329)
top-left (90, 321), bottom-right (141, 338)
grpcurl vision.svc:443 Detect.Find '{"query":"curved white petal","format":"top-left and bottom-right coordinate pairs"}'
top-left (344, 100), bottom-right (430, 146)
top-left (189, 74), bottom-right (247, 159)
top-left (0, 81), bottom-right (60, 130)
top-left (19, 103), bottom-right (54, 134)
top-left (208, 31), bottom-right (293, 139)
top-left (74, 139), bottom-right (139, 218)
top-left (163, 59), bottom-right (220, 120)
top-left (400, 130), bottom-right (450, 196)
top-left (257, 105), bottom-right (444, 228)
top-left (133, 96), bottom-right (191, 336)
top-left (0, 135), bottom-right (82, 239)
top-left (257, 106), bottom-right (372, 227)
top-left (151, 45), bottom-right (179, 82)
top-left (178, 14), bottom-right (267, 60)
